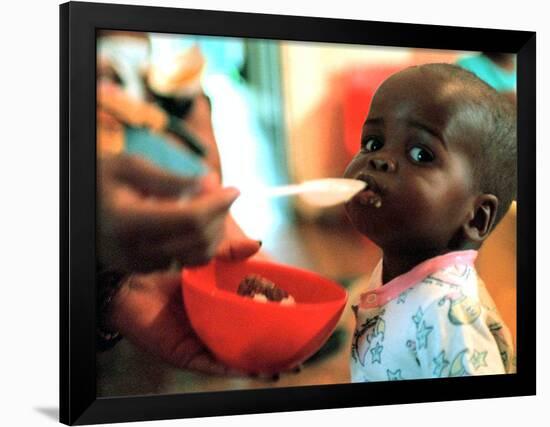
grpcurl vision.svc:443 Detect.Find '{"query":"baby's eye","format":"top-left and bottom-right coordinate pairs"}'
top-left (408, 146), bottom-right (435, 163)
top-left (361, 137), bottom-right (384, 153)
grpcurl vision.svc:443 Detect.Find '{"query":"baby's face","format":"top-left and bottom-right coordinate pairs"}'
top-left (344, 68), bottom-right (482, 254)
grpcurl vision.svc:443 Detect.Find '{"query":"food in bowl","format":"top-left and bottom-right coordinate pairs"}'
top-left (182, 258), bottom-right (348, 373)
top-left (237, 274), bottom-right (296, 306)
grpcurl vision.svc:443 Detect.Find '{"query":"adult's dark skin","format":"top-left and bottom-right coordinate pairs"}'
top-left (109, 247), bottom-right (259, 375)
top-left (344, 67), bottom-right (498, 284)
top-left (98, 154), bottom-right (262, 374)
top-left (98, 154), bottom-right (258, 272)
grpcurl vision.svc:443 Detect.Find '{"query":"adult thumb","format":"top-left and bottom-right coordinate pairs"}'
top-left (216, 238), bottom-right (262, 261)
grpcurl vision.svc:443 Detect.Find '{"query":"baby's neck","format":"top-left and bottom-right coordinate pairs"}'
top-left (381, 248), bottom-right (449, 285)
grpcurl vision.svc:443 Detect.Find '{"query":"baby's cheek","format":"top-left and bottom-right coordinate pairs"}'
top-left (342, 166), bottom-right (355, 179)
top-left (343, 201), bottom-right (372, 236)
top-left (389, 183), bottom-right (442, 228)
top-left (398, 183), bottom-right (462, 235)
top-left (343, 155), bottom-right (365, 178)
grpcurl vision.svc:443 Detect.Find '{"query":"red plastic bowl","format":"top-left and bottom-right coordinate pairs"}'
top-left (182, 258), bottom-right (348, 374)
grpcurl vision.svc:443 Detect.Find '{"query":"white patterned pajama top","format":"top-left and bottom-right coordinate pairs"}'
top-left (350, 250), bottom-right (515, 382)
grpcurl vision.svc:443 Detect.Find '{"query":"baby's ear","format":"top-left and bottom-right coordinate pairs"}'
top-left (463, 194), bottom-right (499, 243)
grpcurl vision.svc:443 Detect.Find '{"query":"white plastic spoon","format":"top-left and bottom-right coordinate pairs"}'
top-left (262, 178), bottom-right (366, 207)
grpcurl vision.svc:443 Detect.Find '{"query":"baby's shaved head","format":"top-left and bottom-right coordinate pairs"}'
top-left (399, 63), bottom-right (517, 227)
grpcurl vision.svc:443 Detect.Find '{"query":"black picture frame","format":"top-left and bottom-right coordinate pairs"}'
top-left (60, 1), bottom-right (536, 425)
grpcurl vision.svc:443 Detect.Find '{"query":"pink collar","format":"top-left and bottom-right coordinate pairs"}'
top-left (358, 250), bottom-right (478, 309)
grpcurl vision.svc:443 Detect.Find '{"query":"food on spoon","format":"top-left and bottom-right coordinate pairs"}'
top-left (357, 181), bottom-right (383, 208)
top-left (237, 274), bottom-right (296, 305)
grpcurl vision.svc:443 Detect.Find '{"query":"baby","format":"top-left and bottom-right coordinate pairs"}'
top-left (343, 63), bottom-right (516, 381)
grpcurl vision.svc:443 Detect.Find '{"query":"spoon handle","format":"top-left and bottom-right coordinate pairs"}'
top-left (264, 184), bottom-right (306, 198)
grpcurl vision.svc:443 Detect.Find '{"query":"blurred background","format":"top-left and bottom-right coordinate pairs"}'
top-left (97, 30), bottom-right (517, 396)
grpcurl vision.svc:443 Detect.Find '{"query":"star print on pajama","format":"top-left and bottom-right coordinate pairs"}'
top-left (350, 250), bottom-right (516, 382)
top-left (370, 342), bottom-right (384, 364)
top-left (432, 351), bottom-right (450, 377)
top-left (416, 320), bottom-right (433, 350)
top-left (386, 369), bottom-right (404, 381)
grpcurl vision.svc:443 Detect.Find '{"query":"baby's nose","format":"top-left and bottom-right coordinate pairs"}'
top-left (369, 158), bottom-right (397, 173)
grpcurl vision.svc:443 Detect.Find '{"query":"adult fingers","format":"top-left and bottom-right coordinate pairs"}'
top-left (216, 238), bottom-right (262, 261)
top-left (140, 271), bottom-right (182, 294)
top-left (155, 233), bottom-right (224, 267)
top-left (197, 172), bottom-right (221, 193)
top-left (177, 172), bottom-right (220, 200)
top-left (131, 220), bottom-right (224, 270)
top-left (189, 186), bottom-right (240, 220)
top-left (122, 242), bottom-right (201, 272)
top-left (104, 154), bottom-right (200, 198)
top-left (184, 351), bottom-right (245, 377)
top-left (113, 186), bottom-right (239, 240)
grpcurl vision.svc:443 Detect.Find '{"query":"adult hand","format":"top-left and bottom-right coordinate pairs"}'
top-left (109, 270), bottom-right (231, 375)
top-left (98, 154), bottom-right (240, 272)
top-left (109, 238), bottom-right (262, 375)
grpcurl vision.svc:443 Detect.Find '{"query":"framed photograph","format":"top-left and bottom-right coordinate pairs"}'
top-left (60, 1), bottom-right (536, 425)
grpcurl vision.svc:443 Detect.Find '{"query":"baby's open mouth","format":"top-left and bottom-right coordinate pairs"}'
top-left (355, 174), bottom-right (383, 208)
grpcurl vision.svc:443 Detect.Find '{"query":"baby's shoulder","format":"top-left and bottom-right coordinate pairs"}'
top-left (402, 265), bottom-right (481, 314)
top-left (381, 278), bottom-right (459, 324)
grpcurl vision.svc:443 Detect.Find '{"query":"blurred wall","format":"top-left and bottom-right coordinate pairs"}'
top-left (477, 203), bottom-right (517, 345)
